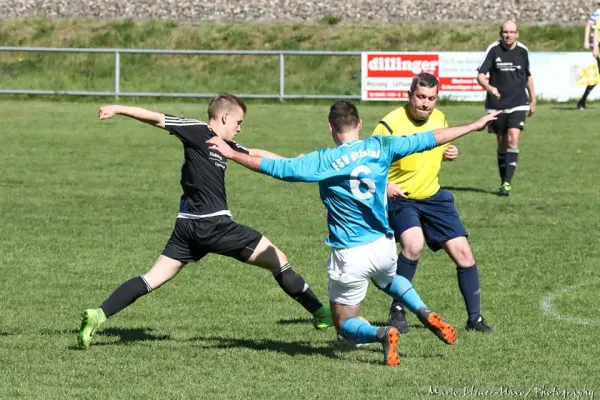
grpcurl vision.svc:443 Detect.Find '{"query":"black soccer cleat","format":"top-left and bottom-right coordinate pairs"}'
top-left (388, 303), bottom-right (409, 334)
top-left (466, 316), bottom-right (494, 334)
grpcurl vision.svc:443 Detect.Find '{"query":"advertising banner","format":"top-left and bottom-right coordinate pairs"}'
top-left (361, 51), bottom-right (600, 102)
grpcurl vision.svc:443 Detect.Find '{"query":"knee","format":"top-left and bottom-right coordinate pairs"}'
top-left (143, 258), bottom-right (184, 290)
top-left (507, 134), bottom-right (520, 148)
top-left (453, 247), bottom-right (475, 268)
top-left (142, 273), bottom-right (167, 290)
top-left (247, 237), bottom-right (288, 271)
top-left (402, 242), bottom-right (424, 260)
top-left (274, 250), bottom-right (288, 267)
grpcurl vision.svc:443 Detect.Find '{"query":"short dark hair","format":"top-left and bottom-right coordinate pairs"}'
top-left (409, 73), bottom-right (439, 93)
top-left (208, 92), bottom-right (247, 120)
top-left (328, 100), bottom-right (360, 133)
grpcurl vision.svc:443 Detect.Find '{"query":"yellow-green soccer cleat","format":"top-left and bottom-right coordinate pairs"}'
top-left (77, 308), bottom-right (106, 349)
top-left (498, 182), bottom-right (512, 197)
top-left (312, 305), bottom-right (334, 330)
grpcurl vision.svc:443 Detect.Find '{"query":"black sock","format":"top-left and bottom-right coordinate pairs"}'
top-left (273, 264), bottom-right (323, 314)
top-left (457, 265), bottom-right (481, 323)
top-left (391, 253), bottom-right (418, 309)
top-left (580, 85), bottom-right (595, 105)
top-left (504, 148), bottom-right (519, 184)
top-left (395, 253), bottom-right (418, 281)
top-left (497, 152), bottom-right (506, 182)
top-left (100, 276), bottom-right (152, 318)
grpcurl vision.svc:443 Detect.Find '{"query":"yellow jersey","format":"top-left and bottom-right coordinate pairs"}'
top-left (371, 106), bottom-right (448, 199)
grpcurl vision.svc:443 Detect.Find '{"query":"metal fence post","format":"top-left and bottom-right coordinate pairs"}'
top-left (279, 53), bottom-right (284, 103)
top-left (114, 51), bottom-right (120, 100)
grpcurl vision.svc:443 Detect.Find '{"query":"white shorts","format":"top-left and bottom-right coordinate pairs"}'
top-left (327, 235), bottom-right (398, 306)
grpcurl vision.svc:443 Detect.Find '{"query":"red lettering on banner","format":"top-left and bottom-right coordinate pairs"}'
top-left (367, 90), bottom-right (409, 100)
top-left (438, 77), bottom-right (486, 92)
top-left (367, 54), bottom-right (439, 78)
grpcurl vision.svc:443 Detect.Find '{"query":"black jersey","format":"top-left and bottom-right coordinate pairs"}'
top-left (477, 41), bottom-right (532, 112)
top-left (164, 115), bottom-right (249, 218)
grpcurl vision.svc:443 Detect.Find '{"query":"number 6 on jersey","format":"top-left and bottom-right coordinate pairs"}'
top-left (350, 166), bottom-right (376, 200)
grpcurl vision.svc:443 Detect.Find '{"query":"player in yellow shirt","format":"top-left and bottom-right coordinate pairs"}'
top-left (577, 6), bottom-right (600, 110)
top-left (372, 73), bottom-right (493, 334)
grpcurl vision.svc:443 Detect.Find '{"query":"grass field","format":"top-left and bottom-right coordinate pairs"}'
top-left (1, 100), bottom-right (599, 399)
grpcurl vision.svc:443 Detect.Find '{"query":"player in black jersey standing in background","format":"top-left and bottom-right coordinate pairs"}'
top-left (477, 20), bottom-right (536, 197)
top-left (77, 92), bottom-right (333, 349)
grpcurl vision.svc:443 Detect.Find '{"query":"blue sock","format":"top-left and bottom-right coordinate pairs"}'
top-left (457, 264), bottom-right (481, 323)
top-left (383, 275), bottom-right (426, 314)
top-left (340, 318), bottom-right (379, 343)
top-left (396, 253), bottom-right (418, 282)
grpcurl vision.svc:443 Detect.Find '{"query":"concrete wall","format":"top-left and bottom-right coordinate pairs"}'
top-left (0, 0), bottom-right (593, 24)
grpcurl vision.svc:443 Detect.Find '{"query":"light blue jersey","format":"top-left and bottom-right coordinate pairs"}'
top-left (259, 131), bottom-right (437, 248)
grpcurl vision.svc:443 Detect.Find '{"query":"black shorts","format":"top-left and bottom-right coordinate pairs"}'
top-left (161, 216), bottom-right (263, 264)
top-left (488, 110), bottom-right (527, 134)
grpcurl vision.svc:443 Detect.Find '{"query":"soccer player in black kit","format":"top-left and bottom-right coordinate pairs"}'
top-left (477, 20), bottom-right (537, 197)
top-left (78, 93), bottom-right (333, 349)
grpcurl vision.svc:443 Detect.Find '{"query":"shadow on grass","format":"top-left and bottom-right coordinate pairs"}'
top-left (100, 327), bottom-right (171, 342)
top-left (191, 335), bottom-right (408, 365)
top-left (276, 317), bottom-right (312, 326)
top-left (189, 335), bottom-right (341, 359)
top-left (188, 335), bottom-right (446, 364)
top-left (68, 327), bottom-right (172, 350)
top-left (368, 320), bottom-right (427, 331)
top-left (550, 105), bottom-right (582, 111)
top-left (441, 186), bottom-right (499, 195)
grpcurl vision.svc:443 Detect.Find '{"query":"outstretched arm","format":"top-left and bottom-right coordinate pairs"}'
top-left (207, 137), bottom-right (326, 182)
top-left (387, 111), bottom-right (501, 161)
top-left (249, 148), bottom-right (284, 159)
top-left (205, 137), bottom-right (270, 172)
top-left (432, 111), bottom-right (500, 145)
top-left (98, 105), bottom-right (166, 129)
top-left (224, 149), bottom-right (264, 172)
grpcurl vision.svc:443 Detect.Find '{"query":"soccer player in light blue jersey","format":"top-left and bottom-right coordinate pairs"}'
top-left (207, 101), bottom-right (499, 366)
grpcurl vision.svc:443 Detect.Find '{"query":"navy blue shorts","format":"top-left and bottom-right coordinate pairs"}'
top-left (387, 189), bottom-right (468, 252)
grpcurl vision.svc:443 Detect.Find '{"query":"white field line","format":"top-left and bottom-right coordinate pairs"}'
top-left (540, 281), bottom-right (600, 326)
